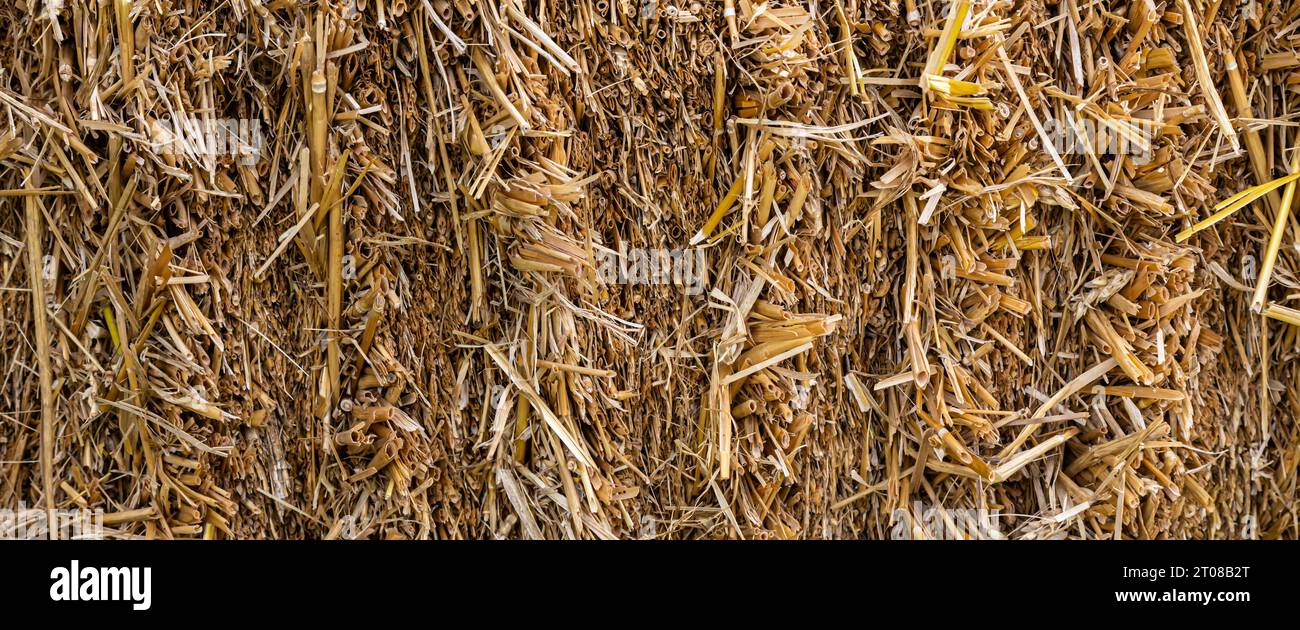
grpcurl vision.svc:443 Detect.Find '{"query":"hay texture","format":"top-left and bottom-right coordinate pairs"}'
top-left (1, 0), bottom-right (1298, 539)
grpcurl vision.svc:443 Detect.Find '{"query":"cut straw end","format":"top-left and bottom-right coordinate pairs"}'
top-left (1264, 304), bottom-right (1300, 327)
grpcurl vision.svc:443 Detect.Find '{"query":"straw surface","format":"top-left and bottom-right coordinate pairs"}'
top-left (1, 0), bottom-right (1298, 539)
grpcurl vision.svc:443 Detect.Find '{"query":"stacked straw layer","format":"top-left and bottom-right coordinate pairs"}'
top-left (1, 0), bottom-right (1298, 539)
